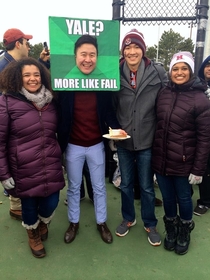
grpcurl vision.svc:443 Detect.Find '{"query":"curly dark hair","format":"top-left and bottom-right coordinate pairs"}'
top-left (0, 57), bottom-right (53, 94)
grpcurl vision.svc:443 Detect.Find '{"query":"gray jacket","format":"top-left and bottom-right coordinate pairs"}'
top-left (113, 58), bottom-right (167, 151)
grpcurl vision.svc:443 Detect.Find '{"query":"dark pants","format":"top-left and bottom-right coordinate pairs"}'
top-left (21, 191), bottom-right (60, 225)
top-left (196, 156), bottom-right (210, 207)
top-left (117, 146), bottom-right (157, 227)
top-left (156, 174), bottom-right (193, 221)
top-left (197, 175), bottom-right (210, 207)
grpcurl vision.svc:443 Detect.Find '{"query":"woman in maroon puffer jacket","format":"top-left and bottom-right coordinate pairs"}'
top-left (152, 52), bottom-right (210, 255)
top-left (0, 58), bottom-right (65, 258)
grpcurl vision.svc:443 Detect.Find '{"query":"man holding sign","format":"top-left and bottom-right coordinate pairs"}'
top-left (57, 34), bottom-right (125, 244)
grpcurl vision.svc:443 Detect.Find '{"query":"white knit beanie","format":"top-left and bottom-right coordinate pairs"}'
top-left (169, 51), bottom-right (194, 74)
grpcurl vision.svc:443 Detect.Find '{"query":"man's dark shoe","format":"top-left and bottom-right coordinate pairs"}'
top-left (64, 222), bottom-right (79, 244)
top-left (155, 198), bottom-right (162, 207)
top-left (193, 204), bottom-right (208, 216)
top-left (10, 209), bottom-right (22, 221)
top-left (4, 189), bottom-right (9, 197)
top-left (97, 222), bottom-right (113, 244)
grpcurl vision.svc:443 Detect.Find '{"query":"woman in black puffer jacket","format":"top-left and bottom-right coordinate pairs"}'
top-left (152, 52), bottom-right (210, 255)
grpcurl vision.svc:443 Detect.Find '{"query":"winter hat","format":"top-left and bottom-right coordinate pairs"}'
top-left (3, 28), bottom-right (33, 46)
top-left (204, 60), bottom-right (210, 67)
top-left (169, 51), bottom-right (194, 74)
top-left (74, 34), bottom-right (98, 55)
top-left (121, 29), bottom-right (146, 56)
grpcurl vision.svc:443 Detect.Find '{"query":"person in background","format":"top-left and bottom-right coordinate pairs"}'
top-left (193, 56), bottom-right (210, 216)
top-left (57, 34), bottom-right (125, 245)
top-left (0, 58), bottom-right (65, 258)
top-left (0, 28), bottom-right (50, 221)
top-left (152, 52), bottom-right (210, 255)
top-left (113, 29), bottom-right (168, 246)
top-left (0, 28), bottom-right (50, 72)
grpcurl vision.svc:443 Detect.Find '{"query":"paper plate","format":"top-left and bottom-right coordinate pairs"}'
top-left (102, 134), bottom-right (131, 140)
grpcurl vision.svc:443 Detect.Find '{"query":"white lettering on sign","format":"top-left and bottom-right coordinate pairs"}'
top-left (81, 79), bottom-right (99, 88)
top-left (66, 19), bottom-right (104, 36)
top-left (101, 79), bottom-right (118, 89)
top-left (54, 79), bottom-right (79, 89)
top-left (53, 78), bottom-right (118, 89)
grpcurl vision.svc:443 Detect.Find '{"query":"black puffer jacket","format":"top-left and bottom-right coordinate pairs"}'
top-left (152, 76), bottom-right (210, 177)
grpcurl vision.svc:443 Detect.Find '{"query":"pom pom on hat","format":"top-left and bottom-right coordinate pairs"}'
top-left (169, 51), bottom-right (194, 74)
top-left (121, 29), bottom-right (146, 56)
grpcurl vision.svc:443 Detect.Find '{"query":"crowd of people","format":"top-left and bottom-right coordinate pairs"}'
top-left (0, 27), bottom-right (210, 258)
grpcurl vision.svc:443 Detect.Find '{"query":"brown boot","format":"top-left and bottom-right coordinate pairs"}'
top-left (26, 228), bottom-right (46, 258)
top-left (39, 221), bottom-right (48, 241)
top-left (10, 209), bottom-right (22, 221)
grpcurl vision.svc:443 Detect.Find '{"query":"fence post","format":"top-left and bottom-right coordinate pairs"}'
top-left (194, 0), bottom-right (209, 75)
top-left (112, 0), bottom-right (123, 20)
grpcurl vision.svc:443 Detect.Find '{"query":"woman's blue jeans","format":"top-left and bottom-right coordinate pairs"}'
top-left (156, 173), bottom-right (193, 220)
top-left (21, 191), bottom-right (60, 226)
top-left (117, 146), bottom-right (157, 228)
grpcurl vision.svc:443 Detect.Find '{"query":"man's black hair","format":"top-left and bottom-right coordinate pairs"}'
top-left (74, 34), bottom-right (98, 55)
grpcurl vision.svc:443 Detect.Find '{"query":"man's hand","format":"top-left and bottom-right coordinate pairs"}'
top-left (39, 48), bottom-right (50, 62)
top-left (1, 177), bottom-right (15, 190)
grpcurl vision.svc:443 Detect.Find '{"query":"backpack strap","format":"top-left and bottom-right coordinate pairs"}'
top-left (152, 60), bottom-right (168, 87)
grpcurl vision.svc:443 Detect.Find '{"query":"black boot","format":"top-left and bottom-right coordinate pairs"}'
top-left (163, 216), bottom-right (179, 251)
top-left (175, 220), bottom-right (195, 255)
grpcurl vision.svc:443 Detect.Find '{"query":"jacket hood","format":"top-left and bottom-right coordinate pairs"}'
top-left (198, 55), bottom-right (210, 81)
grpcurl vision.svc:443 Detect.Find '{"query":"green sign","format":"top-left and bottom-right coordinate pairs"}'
top-left (49, 17), bottom-right (120, 91)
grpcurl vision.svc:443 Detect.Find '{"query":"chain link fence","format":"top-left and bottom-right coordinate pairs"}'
top-left (112, 0), bottom-right (209, 73)
top-left (122, 0), bottom-right (198, 25)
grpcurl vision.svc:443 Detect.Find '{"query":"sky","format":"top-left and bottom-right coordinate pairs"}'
top-left (0, 0), bottom-right (197, 50)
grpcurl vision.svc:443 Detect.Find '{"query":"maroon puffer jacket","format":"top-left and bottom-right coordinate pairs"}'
top-left (152, 77), bottom-right (210, 177)
top-left (0, 94), bottom-right (65, 198)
